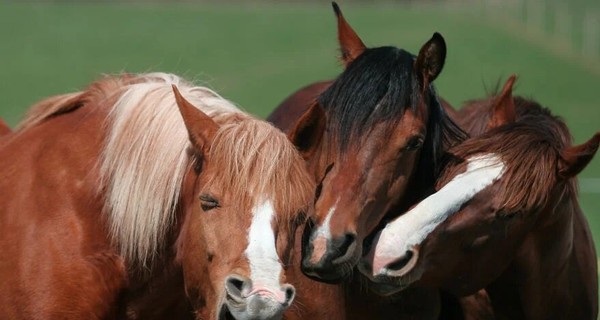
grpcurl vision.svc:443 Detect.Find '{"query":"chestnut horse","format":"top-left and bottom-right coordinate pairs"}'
top-left (0, 73), bottom-right (315, 319)
top-left (362, 77), bottom-right (599, 319)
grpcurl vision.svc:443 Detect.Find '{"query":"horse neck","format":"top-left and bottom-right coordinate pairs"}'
top-left (486, 191), bottom-right (598, 319)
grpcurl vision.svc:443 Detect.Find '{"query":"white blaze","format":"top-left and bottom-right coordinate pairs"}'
top-left (313, 202), bottom-right (337, 241)
top-left (245, 199), bottom-right (283, 288)
top-left (373, 154), bottom-right (505, 274)
top-left (308, 202), bottom-right (338, 264)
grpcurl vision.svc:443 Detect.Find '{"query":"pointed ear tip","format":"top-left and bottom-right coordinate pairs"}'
top-left (332, 2), bottom-right (341, 15)
top-left (591, 132), bottom-right (600, 145)
top-left (432, 32), bottom-right (445, 43)
top-left (506, 74), bottom-right (518, 87)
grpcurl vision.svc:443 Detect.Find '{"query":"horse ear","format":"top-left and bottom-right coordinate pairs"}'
top-left (332, 2), bottom-right (366, 66)
top-left (558, 132), bottom-right (600, 178)
top-left (288, 102), bottom-right (326, 159)
top-left (487, 74), bottom-right (517, 129)
top-left (172, 85), bottom-right (219, 155)
top-left (414, 32), bottom-right (446, 85)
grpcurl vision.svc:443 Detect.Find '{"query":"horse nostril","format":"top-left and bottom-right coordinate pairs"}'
top-left (282, 284), bottom-right (296, 305)
top-left (338, 233), bottom-right (357, 257)
top-left (386, 250), bottom-right (414, 272)
top-left (225, 275), bottom-right (249, 300)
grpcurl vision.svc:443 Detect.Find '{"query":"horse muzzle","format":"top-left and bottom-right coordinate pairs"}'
top-left (220, 274), bottom-right (295, 320)
top-left (300, 226), bottom-right (360, 283)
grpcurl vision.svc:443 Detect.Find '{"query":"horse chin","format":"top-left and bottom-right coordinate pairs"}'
top-left (300, 254), bottom-right (358, 284)
top-left (301, 267), bottom-right (347, 284)
top-left (218, 302), bottom-right (235, 320)
top-left (357, 257), bottom-right (422, 297)
top-left (368, 281), bottom-right (409, 297)
top-left (220, 293), bottom-right (287, 320)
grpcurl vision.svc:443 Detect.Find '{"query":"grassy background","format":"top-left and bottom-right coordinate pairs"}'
top-left (1, 2), bottom-right (599, 249)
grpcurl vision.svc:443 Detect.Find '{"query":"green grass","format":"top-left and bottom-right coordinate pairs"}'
top-left (1, 2), bottom-right (599, 248)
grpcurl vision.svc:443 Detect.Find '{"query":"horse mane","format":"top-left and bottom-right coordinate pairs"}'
top-left (15, 74), bottom-right (143, 131)
top-left (443, 97), bottom-right (574, 213)
top-left (320, 47), bottom-right (420, 149)
top-left (99, 73), bottom-right (314, 267)
top-left (206, 117), bottom-right (315, 224)
top-left (16, 92), bottom-right (84, 130)
top-left (319, 46), bottom-right (466, 193)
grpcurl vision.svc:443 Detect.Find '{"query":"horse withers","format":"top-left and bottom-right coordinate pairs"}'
top-left (0, 73), bottom-right (315, 319)
top-left (362, 76), bottom-right (599, 319)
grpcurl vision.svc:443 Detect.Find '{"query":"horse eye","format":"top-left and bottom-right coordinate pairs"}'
top-left (199, 194), bottom-right (220, 211)
top-left (404, 136), bottom-right (424, 151)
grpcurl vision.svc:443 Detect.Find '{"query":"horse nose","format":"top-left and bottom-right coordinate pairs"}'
top-left (301, 232), bottom-right (358, 282)
top-left (225, 274), bottom-right (295, 306)
top-left (281, 284), bottom-right (296, 306)
top-left (223, 275), bottom-right (296, 319)
top-left (224, 274), bottom-right (251, 302)
top-left (331, 232), bottom-right (357, 263)
top-left (376, 248), bottom-right (419, 276)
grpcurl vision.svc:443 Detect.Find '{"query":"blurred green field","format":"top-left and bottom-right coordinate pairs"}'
top-left (1, 2), bottom-right (599, 251)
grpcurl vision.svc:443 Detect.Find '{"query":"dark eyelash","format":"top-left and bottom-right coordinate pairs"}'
top-left (404, 135), bottom-right (424, 151)
top-left (199, 194), bottom-right (220, 211)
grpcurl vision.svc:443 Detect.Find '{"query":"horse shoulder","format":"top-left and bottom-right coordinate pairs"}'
top-left (0, 105), bottom-right (128, 319)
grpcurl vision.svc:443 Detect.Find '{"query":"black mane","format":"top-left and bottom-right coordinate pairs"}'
top-left (319, 47), bottom-right (418, 148)
top-left (319, 46), bottom-right (466, 180)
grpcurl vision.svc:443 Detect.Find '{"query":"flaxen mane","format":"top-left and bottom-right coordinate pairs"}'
top-left (441, 98), bottom-right (573, 214)
top-left (16, 74), bottom-right (142, 130)
top-left (206, 119), bottom-right (315, 224)
top-left (99, 73), bottom-right (314, 267)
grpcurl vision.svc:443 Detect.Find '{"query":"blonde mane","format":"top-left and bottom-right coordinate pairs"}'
top-left (100, 73), bottom-right (314, 267)
top-left (207, 118), bottom-right (315, 225)
top-left (16, 92), bottom-right (84, 131)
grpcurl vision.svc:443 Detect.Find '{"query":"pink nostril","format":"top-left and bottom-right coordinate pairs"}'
top-left (373, 256), bottom-right (396, 275)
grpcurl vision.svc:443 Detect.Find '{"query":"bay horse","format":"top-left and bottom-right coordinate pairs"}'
top-left (362, 76), bottom-right (600, 319)
top-left (0, 73), bottom-right (315, 319)
top-left (270, 1), bottom-right (465, 284)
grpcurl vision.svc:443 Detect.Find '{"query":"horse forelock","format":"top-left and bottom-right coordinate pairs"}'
top-left (443, 101), bottom-right (574, 214)
top-left (319, 46), bottom-right (465, 155)
top-left (318, 47), bottom-right (420, 151)
top-left (206, 118), bottom-right (315, 228)
top-left (100, 72), bottom-right (244, 267)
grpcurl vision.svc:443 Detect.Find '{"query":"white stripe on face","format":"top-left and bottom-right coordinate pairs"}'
top-left (245, 199), bottom-right (282, 288)
top-left (372, 154), bottom-right (505, 275)
top-left (309, 201), bottom-right (338, 264)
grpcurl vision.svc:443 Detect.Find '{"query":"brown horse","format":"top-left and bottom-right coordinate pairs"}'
top-left (0, 73), bottom-right (315, 319)
top-left (270, 2), bottom-right (465, 284)
top-left (362, 77), bottom-right (599, 319)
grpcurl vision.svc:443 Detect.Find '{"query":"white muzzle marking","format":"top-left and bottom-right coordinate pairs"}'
top-left (372, 154), bottom-right (505, 275)
top-left (309, 201), bottom-right (338, 264)
top-left (245, 199), bottom-right (283, 290)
